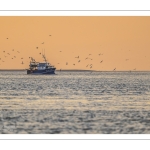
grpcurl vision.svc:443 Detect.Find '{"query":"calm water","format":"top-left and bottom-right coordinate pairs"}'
top-left (0, 71), bottom-right (150, 134)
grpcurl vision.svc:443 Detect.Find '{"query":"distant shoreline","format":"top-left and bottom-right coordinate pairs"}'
top-left (0, 69), bottom-right (150, 72)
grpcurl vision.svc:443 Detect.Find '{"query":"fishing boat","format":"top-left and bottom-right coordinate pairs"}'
top-left (27, 53), bottom-right (56, 75)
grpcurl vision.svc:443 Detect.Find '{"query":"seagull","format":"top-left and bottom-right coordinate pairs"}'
top-left (100, 60), bottom-right (103, 63)
top-left (12, 49), bottom-right (14, 51)
top-left (89, 54), bottom-right (91, 55)
top-left (60, 51), bottom-right (62, 52)
top-left (113, 68), bottom-right (116, 71)
top-left (73, 64), bottom-right (75, 65)
top-left (78, 60), bottom-right (80, 62)
top-left (125, 59), bottom-right (129, 61)
top-left (85, 57), bottom-right (88, 60)
top-left (6, 38), bottom-right (8, 39)
top-left (7, 53), bottom-right (10, 55)
top-left (49, 35), bottom-right (51, 36)
top-left (41, 42), bottom-right (44, 44)
top-left (75, 56), bottom-right (79, 58)
top-left (3, 51), bottom-right (5, 53)
top-left (21, 58), bottom-right (23, 59)
top-left (39, 53), bottom-right (41, 55)
top-left (36, 47), bottom-right (38, 49)
top-left (57, 63), bottom-right (59, 64)
top-left (21, 61), bottom-right (24, 64)
top-left (86, 65), bottom-right (89, 67)
top-left (66, 62), bottom-right (68, 65)
top-left (17, 51), bottom-right (20, 53)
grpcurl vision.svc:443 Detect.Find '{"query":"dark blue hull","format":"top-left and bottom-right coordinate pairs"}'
top-left (27, 69), bottom-right (55, 75)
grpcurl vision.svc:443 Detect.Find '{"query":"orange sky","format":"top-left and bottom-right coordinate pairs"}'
top-left (0, 16), bottom-right (150, 71)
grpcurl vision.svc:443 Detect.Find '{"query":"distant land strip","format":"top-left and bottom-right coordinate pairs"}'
top-left (0, 69), bottom-right (94, 71)
top-left (0, 69), bottom-right (150, 72)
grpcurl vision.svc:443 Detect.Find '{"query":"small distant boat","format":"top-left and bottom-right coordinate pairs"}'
top-left (27, 53), bottom-right (56, 75)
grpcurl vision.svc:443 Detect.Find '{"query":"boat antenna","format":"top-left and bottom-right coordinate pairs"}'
top-left (42, 49), bottom-right (47, 63)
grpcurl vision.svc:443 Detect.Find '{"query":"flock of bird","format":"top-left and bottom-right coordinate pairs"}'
top-left (55, 51), bottom-right (137, 72)
top-left (59, 53), bottom-right (105, 70)
top-left (0, 35), bottom-right (137, 72)
top-left (0, 48), bottom-right (24, 65)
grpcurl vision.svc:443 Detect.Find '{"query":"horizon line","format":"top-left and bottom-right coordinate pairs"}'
top-left (0, 10), bottom-right (150, 11)
top-left (0, 69), bottom-right (150, 72)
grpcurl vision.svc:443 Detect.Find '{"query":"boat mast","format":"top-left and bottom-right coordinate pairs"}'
top-left (30, 57), bottom-right (36, 63)
top-left (42, 49), bottom-right (48, 63)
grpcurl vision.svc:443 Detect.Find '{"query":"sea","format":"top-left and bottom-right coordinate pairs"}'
top-left (0, 70), bottom-right (150, 134)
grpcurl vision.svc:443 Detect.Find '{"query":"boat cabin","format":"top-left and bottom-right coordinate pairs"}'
top-left (38, 63), bottom-right (48, 70)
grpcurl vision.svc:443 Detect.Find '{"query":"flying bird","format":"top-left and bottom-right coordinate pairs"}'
top-left (100, 60), bottom-right (103, 63)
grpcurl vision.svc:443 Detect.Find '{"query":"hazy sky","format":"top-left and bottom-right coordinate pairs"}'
top-left (0, 16), bottom-right (150, 70)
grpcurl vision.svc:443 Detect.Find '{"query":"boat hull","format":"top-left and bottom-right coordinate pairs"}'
top-left (27, 68), bottom-right (55, 75)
